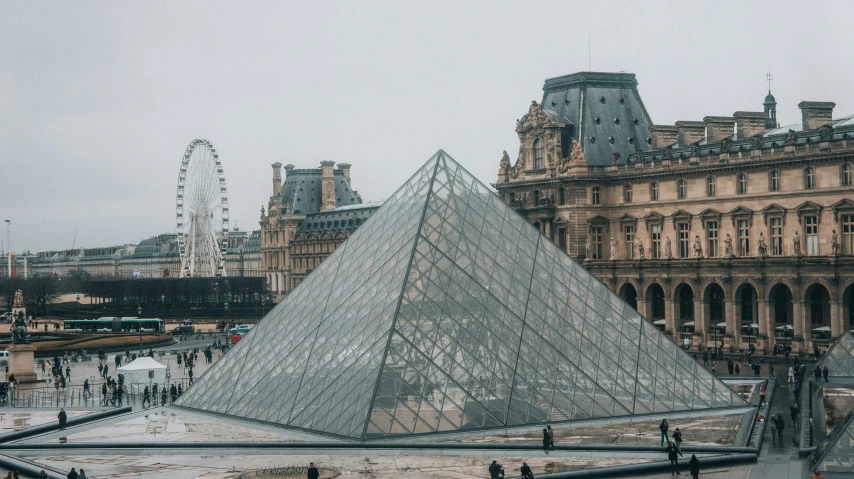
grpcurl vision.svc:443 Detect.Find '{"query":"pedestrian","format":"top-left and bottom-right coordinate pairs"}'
top-left (659, 418), bottom-right (670, 446)
top-left (727, 359), bottom-right (733, 375)
top-left (665, 440), bottom-right (682, 475)
top-left (42, 363), bottom-right (47, 375)
top-left (673, 427), bottom-right (683, 453)
top-left (702, 351), bottom-right (708, 366)
top-left (307, 462), bottom-right (319, 479)
top-left (790, 403), bottom-right (800, 428)
top-left (62, 351), bottom-right (69, 365)
top-left (758, 385), bottom-right (766, 407)
top-left (115, 354), bottom-right (121, 368)
top-left (142, 386), bottom-right (151, 408)
top-left (103, 364), bottom-right (109, 379)
top-left (814, 367), bottom-right (822, 382)
top-left (823, 366), bottom-right (829, 382)
top-left (769, 414), bottom-right (777, 442)
top-left (161, 388), bottom-right (168, 406)
top-left (735, 363), bottom-right (740, 375)
top-left (520, 461), bottom-right (534, 479)
top-left (170, 384), bottom-right (177, 403)
top-left (78, 469), bottom-right (87, 479)
top-left (753, 363), bottom-right (761, 377)
top-left (65, 365), bottom-right (71, 380)
top-left (711, 361), bottom-right (716, 373)
top-left (83, 379), bottom-right (90, 398)
top-left (775, 415), bottom-right (785, 442)
top-left (58, 408), bottom-right (67, 429)
top-left (38, 471), bottom-right (48, 479)
top-left (788, 366), bottom-right (794, 383)
top-left (688, 454), bottom-right (700, 479)
top-left (116, 385), bottom-right (124, 407)
top-left (101, 383), bottom-right (108, 405)
top-left (66, 468), bottom-right (78, 479)
top-left (488, 460), bottom-right (502, 479)
top-left (810, 468), bottom-right (825, 479)
top-left (541, 428), bottom-right (549, 451)
top-left (546, 425), bottom-right (554, 449)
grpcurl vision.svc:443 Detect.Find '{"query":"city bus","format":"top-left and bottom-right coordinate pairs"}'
top-left (63, 317), bottom-right (165, 333)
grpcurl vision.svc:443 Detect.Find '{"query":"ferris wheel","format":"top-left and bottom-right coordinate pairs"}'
top-left (176, 139), bottom-right (229, 278)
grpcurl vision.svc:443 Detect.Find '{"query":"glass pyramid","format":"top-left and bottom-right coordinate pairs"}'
top-left (812, 411), bottom-right (854, 476)
top-left (177, 150), bottom-right (746, 440)
top-left (815, 332), bottom-right (854, 379)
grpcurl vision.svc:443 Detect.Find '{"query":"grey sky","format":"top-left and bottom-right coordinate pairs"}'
top-left (1, 1), bottom-right (851, 253)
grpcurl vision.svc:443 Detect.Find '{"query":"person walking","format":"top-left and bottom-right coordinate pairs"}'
top-left (735, 363), bottom-right (740, 375)
top-left (810, 468), bottom-right (825, 479)
top-left (758, 385), bottom-right (767, 407)
top-left (115, 354), bottom-right (121, 368)
top-left (83, 379), bottom-right (90, 398)
top-left (142, 386), bottom-right (151, 408)
top-left (711, 361), bottom-right (716, 373)
top-left (659, 419), bottom-right (670, 446)
top-left (769, 414), bottom-right (777, 442)
top-left (541, 428), bottom-right (549, 452)
top-left (65, 365), bottom-right (71, 380)
top-left (102, 364), bottom-right (109, 379)
top-left (520, 462), bottom-right (534, 479)
top-left (775, 415), bottom-right (785, 442)
top-left (57, 408), bottom-right (67, 429)
top-left (78, 469), bottom-right (87, 479)
top-left (546, 425), bottom-right (554, 449)
top-left (726, 359), bottom-right (733, 375)
top-left (488, 460), bottom-right (503, 479)
top-left (823, 366), bottom-right (829, 382)
top-left (673, 427), bottom-right (683, 453)
top-left (101, 383), bottom-right (108, 405)
top-left (66, 468), bottom-right (78, 479)
top-left (791, 403), bottom-right (800, 429)
top-left (38, 471), bottom-right (48, 479)
top-left (688, 454), bottom-right (700, 479)
top-left (815, 367), bottom-right (822, 382)
top-left (665, 440), bottom-right (682, 474)
top-left (307, 462), bottom-right (319, 479)
top-left (702, 351), bottom-right (708, 366)
top-left (769, 362), bottom-right (775, 379)
top-left (161, 388), bottom-right (168, 406)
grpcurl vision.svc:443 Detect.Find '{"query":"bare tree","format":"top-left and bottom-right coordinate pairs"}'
top-left (24, 274), bottom-right (62, 315)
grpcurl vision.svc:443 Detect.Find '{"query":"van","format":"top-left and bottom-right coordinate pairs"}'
top-left (0, 350), bottom-right (8, 367)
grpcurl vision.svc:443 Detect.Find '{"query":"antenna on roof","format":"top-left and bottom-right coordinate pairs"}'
top-left (766, 67), bottom-right (773, 93)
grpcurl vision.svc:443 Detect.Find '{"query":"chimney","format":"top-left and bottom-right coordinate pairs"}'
top-left (648, 125), bottom-right (678, 150)
top-left (733, 111), bottom-right (767, 139)
top-left (798, 101), bottom-right (835, 131)
top-left (703, 116), bottom-right (735, 143)
top-left (337, 163), bottom-right (352, 183)
top-left (675, 121), bottom-right (706, 148)
top-left (271, 162), bottom-right (283, 197)
top-left (320, 161), bottom-right (336, 212)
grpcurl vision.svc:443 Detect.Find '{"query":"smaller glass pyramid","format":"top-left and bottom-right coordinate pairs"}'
top-left (812, 411), bottom-right (854, 476)
top-left (815, 332), bottom-right (854, 379)
top-left (177, 150), bottom-right (746, 440)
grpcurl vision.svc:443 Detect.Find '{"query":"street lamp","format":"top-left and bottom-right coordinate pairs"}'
top-left (137, 305), bottom-right (143, 353)
top-left (5, 220), bottom-right (10, 278)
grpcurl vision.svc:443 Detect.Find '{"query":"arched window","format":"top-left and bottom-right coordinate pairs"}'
top-left (623, 184), bottom-right (633, 203)
top-left (533, 138), bottom-right (543, 170)
top-left (650, 182), bottom-right (659, 201)
top-left (805, 167), bottom-right (815, 189)
top-left (737, 173), bottom-right (747, 194)
top-left (842, 164), bottom-right (852, 186)
top-left (591, 186), bottom-right (600, 204)
top-left (770, 170), bottom-right (780, 192)
top-left (707, 176), bottom-right (716, 197)
top-left (677, 179), bottom-right (687, 199)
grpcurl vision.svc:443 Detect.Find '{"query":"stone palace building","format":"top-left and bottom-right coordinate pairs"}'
top-left (495, 71), bottom-right (854, 354)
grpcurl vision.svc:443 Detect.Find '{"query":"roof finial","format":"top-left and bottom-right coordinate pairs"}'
top-left (766, 67), bottom-right (773, 93)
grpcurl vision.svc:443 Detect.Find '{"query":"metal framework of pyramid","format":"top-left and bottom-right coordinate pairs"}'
top-left (812, 411), bottom-right (854, 476)
top-left (815, 332), bottom-right (854, 379)
top-left (177, 151), bottom-right (746, 440)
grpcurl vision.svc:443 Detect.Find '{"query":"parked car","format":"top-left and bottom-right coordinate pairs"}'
top-left (0, 350), bottom-right (8, 368)
top-left (169, 325), bottom-right (195, 336)
top-left (229, 325), bottom-right (252, 334)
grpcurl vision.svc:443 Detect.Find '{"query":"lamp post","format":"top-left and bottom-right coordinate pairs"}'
top-left (5, 220), bottom-right (10, 278)
top-left (137, 305), bottom-right (143, 353)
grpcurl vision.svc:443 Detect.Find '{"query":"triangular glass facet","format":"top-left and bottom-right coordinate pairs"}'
top-left (815, 331), bottom-right (854, 379)
top-left (178, 151), bottom-right (747, 440)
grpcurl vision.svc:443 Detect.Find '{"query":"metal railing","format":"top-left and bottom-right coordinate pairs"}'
top-left (2, 380), bottom-right (195, 409)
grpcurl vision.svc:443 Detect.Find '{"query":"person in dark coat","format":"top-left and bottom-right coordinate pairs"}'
top-left (823, 366), bottom-right (829, 382)
top-left (541, 428), bottom-right (549, 451)
top-left (665, 440), bottom-right (682, 474)
top-left (58, 408), bottom-right (67, 429)
top-left (775, 415), bottom-right (785, 441)
top-left (659, 419), bottom-right (670, 446)
top-left (520, 461), bottom-right (534, 478)
top-left (66, 467), bottom-right (78, 479)
top-left (307, 462), bottom-right (319, 479)
top-left (815, 367), bottom-right (822, 381)
top-left (546, 425), bottom-right (554, 449)
top-left (488, 460), bottom-right (502, 479)
top-left (161, 388), bottom-right (168, 406)
top-left (726, 359), bottom-right (733, 375)
top-left (689, 454), bottom-right (700, 479)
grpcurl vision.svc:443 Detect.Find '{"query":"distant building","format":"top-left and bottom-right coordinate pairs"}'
top-left (496, 71), bottom-right (854, 354)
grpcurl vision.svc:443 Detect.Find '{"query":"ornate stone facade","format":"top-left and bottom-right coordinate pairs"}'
top-left (496, 72), bottom-right (854, 354)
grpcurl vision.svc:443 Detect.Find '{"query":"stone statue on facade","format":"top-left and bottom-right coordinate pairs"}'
top-left (757, 232), bottom-right (767, 257)
top-left (570, 140), bottom-right (585, 164)
top-left (12, 311), bottom-right (29, 344)
top-left (690, 142), bottom-right (701, 157)
top-left (820, 124), bottom-right (834, 142)
top-left (260, 205), bottom-right (265, 218)
top-left (751, 134), bottom-right (764, 150)
top-left (13, 289), bottom-right (24, 308)
top-left (665, 237), bottom-right (672, 259)
top-left (785, 129), bottom-right (798, 146)
top-left (610, 237), bottom-right (617, 259)
top-left (832, 229), bottom-right (840, 255)
top-left (499, 150), bottom-right (511, 171)
top-left (723, 233), bottom-right (735, 258)
top-left (793, 230), bottom-right (801, 256)
top-left (693, 235), bottom-right (703, 258)
top-left (585, 237), bottom-right (591, 259)
top-left (636, 237), bottom-right (645, 259)
top-left (720, 138), bottom-right (732, 154)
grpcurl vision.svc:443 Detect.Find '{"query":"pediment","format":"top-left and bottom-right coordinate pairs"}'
top-left (761, 204), bottom-right (787, 226)
top-left (795, 201), bottom-right (823, 224)
top-left (831, 199), bottom-right (854, 222)
top-left (728, 206), bottom-right (755, 226)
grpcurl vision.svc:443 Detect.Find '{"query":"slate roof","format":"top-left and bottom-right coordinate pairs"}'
top-left (280, 168), bottom-right (360, 215)
top-left (540, 72), bottom-right (654, 166)
top-left (294, 204), bottom-right (380, 237)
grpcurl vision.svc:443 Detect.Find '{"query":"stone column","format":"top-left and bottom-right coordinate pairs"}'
top-left (666, 296), bottom-right (677, 340)
top-left (545, 221), bottom-right (552, 241)
top-left (696, 297), bottom-right (707, 347)
top-left (758, 300), bottom-right (769, 350)
top-left (793, 300), bottom-right (805, 351)
top-left (832, 301), bottom-right (844, 337)
top-left (727, 300), bottom-right (739, 348)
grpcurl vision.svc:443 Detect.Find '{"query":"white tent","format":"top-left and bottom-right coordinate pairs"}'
top-left (117, 356), bottom-right (168, 385)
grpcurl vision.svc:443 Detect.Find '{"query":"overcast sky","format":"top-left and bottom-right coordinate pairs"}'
top-left (1, 1), bottom-right (851, 253)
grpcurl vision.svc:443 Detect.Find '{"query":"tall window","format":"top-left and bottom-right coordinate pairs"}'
top-left (842, 164), bottom-right (852, 186)
top-left (559, 187), bottom-right (566, 205)
top-left (707, 177), bottom-right (716, 197)
top-left (590, 227), bottom-right (603, 259)
top-left (842, 215), bottom-right (854, 254)
top-left (625, 225), bottom-right (635, 259)
top-left (651, 224), bottom-right (661, 259)
top-left (805, 215), bottom-right (819, 255)
top-left (805, 167), bottom-right (815, 189)
top-left (677, 179), bottom-right (687, 199)
top-left (737, 173), bottom-right (747, 194)
top-left (591, 186), bottom-right (600, 204)
top-left (623, 184), bottom-right (633, 203)
top-left (533, 190), bottom-right (540, 205)
top-left (770, 170), bottom-right (780, 192)
top-left (771, 218), bottom-right (783, 256)
top-left (678, 223), bottom-right (690, 258)
top-left (533, 139), bottom-right (543, 169)
top-left (558, 227), bottom-right (567, 252)
top-left (737, 219), bottom-right (750, 256)
top-left (706, 221), bottom-right (719, 258)
top-left (650, 182), bottom-right (659, 201)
